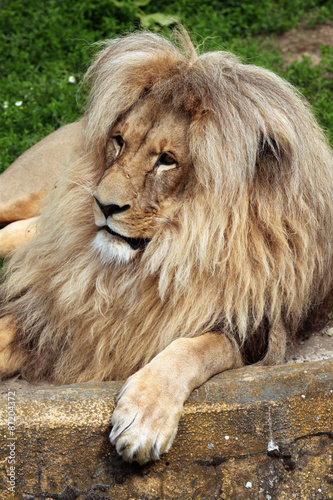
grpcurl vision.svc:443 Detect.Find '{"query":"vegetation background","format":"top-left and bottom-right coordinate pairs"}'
top-left (0, 0), bottom-right (333, 174)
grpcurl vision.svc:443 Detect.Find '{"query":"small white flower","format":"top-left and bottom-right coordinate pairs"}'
top-left (3, 101), bottom-right (8, 109)
top-left (68, 76), bottom-right (76, 83)
top-left (245, 482), bottom-right (252, 488)
top-left (15, 101), bottom-right (22, 107)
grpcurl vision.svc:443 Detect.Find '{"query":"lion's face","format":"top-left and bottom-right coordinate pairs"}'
top-left (92, 98), bottom-right (191, 264)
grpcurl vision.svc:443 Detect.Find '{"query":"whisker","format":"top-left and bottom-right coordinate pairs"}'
top-left (71, 176), bottom-right (94, 196)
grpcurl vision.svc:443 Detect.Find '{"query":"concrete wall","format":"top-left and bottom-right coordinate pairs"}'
top-left (0, 360), bottom-right (332, 499)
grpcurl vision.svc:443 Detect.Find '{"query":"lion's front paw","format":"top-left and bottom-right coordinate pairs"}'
top-left (109, 365), bottom-right (185, 465)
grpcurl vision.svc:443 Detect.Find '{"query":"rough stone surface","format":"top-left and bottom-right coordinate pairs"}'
top-left (0, 360), bottom-right (332, 499)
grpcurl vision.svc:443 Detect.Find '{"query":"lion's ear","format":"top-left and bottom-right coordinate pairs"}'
top-left (255, 133), bottom-right (292, 186)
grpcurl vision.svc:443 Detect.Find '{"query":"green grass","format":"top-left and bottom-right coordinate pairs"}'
top-left (0, 0), bottom-right (333, 173)
top-left (287, 52), bottom-right (333, 144)
top-left (147, 0), bottom-right (332, 39)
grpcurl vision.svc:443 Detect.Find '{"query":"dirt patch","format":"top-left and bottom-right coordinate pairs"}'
top-left (286, 329), bottom-right (333, 364)
top-left (265, 21), bottom-right (333, 65)
top-left (0, 376), bottom-right (52, 394)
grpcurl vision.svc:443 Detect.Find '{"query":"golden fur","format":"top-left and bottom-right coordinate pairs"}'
top-left (1, 30), bottom-right (333, 387)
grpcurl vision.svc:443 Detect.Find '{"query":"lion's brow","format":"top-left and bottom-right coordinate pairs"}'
top-left (131, 117), bottom-right (160, 155)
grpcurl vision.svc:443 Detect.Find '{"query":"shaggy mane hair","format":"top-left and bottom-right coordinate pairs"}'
top-left (1, 30), bottom-right (333, 383)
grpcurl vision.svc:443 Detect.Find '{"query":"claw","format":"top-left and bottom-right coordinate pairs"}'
top-left (109, 367), bottom-right (183, 464)
top-left (110, 412), bottom-right (138, 443)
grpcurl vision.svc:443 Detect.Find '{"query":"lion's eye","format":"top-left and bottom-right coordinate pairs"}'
top-left (156, 153), bottom-right (177, 172)
top-left (114, 135), bottom-right (124, 151)
top-left (106, 135), bottom-right (124, 169)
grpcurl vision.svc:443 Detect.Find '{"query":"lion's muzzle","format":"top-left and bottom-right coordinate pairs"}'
top-left (94, 196), bottom-right (130, 219)
top-left (93, 196), bottom-right (150, 253)
top-left (102, 226), bottom-right (150, 250)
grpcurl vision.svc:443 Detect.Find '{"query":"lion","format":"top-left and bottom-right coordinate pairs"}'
top-left (1, 30), bottom-right (333, 465)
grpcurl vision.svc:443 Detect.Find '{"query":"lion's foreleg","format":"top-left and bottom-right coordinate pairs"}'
top-left (0, 316), bottom-right (24, 378)
top-left (110, 332), bottom-right (243, 464)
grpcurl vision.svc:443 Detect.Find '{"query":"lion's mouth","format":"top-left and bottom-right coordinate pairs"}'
top-left (102, 226), bottom-right (150, 251)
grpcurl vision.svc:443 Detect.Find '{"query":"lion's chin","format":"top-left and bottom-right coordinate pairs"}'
top-left (92, 230), bottom-right (138, 265)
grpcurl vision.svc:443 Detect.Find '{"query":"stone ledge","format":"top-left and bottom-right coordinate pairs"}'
top-left (0, 360), bottom-right (332, 499)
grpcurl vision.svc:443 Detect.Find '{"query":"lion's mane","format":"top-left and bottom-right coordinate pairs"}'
top-left (2, 31), bottom-right (333, 383)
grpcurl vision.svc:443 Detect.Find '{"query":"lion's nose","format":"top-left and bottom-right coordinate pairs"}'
top-left (94, 196), bottom-right (130, 218)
